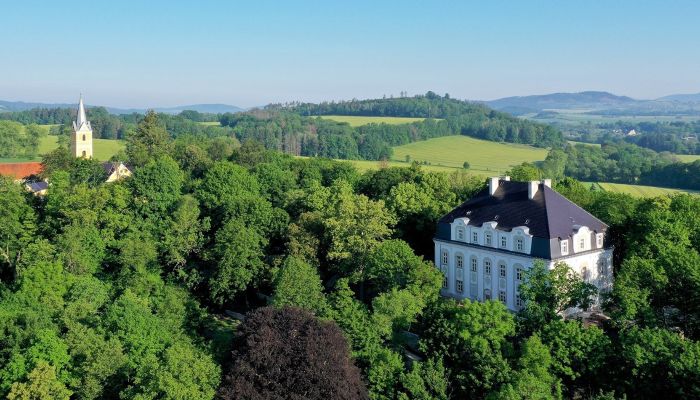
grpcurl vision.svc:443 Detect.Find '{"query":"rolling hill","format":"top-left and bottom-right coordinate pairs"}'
top-left (0, 100), bottom-right (244, 115)
top-left (485, 91), bottom-right (639, 113)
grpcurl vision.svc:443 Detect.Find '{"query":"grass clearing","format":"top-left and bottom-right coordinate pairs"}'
top-left (198, 121), bottom-right (221, 126)
top-left (588, 181), bottom-right (698, 197)
top-left (390, 135), bottom-right (548, 175)
top-left (318, 115), bottom-right (433, 127)
top-left (1, 135), bottom-right (125, 163)
top-left (676, 154), bottom-right (700, 163)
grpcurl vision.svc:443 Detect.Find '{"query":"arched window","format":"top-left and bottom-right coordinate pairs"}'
top-left (441, 266), bottom-right (448, 289)
top-left (484, 259), bottom-right (492, 275)
top-left (499, 263), bottom-right (507, 278)
top-left (484, 289), bottom-right (491, 300)
top-left (457, 227), bottom-right (465, 241)
top-left (82, 150), bottom-right (86, 157)
top-left (82, 134), bottom-right (86, 141)
top-left (455, 254), bottom-right (464, 269)
top-left (455, 266), bottom-right (464, 293)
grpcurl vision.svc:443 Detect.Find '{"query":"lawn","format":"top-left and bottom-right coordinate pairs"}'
top-left (318, 115), bottom-right (433, 127)
top-left (198, 121), bottom-right (221, 126)
top-left (676, 154), bottom-right (700, 163)
top-left (1, 135), bottom-right (125, 163)
top-left (390, 135), bottom-right (549, 175)
top-left (589, 181), bottom-right (698, 197)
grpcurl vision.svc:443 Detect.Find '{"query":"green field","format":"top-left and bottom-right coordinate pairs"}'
top-left (676, 154), bottom-right (700, 163)
top-left (343, 159), bottom-right (460, 173)
top-left (588, 181), bottom-right (698, 197)
top-left (198, 121), bottom-right (221, 126)
top-left (318, 115), bottom-right (432, 127)
top-left (390, 135), bottom-right (548, 175)
top-left (1, 135), bottom-right (125, 163)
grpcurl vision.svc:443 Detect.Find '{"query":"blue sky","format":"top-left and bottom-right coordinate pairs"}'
top-left (1, 1), bottom-right (699, 108)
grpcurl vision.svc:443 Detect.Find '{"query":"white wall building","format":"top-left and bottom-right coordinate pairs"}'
top-left (71, 95), bottom-right (93, 159)
top-left (434, 177), bottom-right (613, 312)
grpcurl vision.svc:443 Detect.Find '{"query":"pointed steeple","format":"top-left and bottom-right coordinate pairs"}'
top-left (76, 94), bottom-right (87, 128)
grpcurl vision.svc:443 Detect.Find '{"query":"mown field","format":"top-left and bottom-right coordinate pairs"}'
top-left (390, 135), bottom-right (549, 175)
top-left (676, 154), bottom-right (700, 163)
top-left (318, 115), bottom-right (432, 127)
top-left (0, 135), bottom-right (125, 163)
top-left (587, 181), bottom-right (698, 197)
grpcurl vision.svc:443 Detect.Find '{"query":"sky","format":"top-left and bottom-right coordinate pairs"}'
top-left (1, 0), bottom-right (699, 108)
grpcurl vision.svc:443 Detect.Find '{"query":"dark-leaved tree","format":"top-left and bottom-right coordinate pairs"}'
top-left (218, 306), bottom-right (368, 400)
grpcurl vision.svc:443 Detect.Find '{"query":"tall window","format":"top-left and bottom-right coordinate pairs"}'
top-left (561, 240), bottom-right (569, 255)
top-left (441, 266), bottom-right (448, 289)
top-left (516, 267), bottom-right (523, 281)
top-left (456, 254), bottom-right (464, 269)
top-left (484, 289), bottom-right (491, 300)
top-left (484, 259), bottom-right (492, 275)
top-left (470, 257), bottom-right (477, 272)
top-left (516, 293), bottom-right (523, 308)
top-left (500, 236), bottom-right (507, 248)
top-left (456, 267), bottom-right (464, 293)
top-left (82, 134), bottom-right (86, 141)
top-left (579, 237), bottom-right (586, 251)
top-left (499, 290), bottom-right (506, 303)
top-left (472, 232), bottom-right (478, 243)
top-left (441, 250), bottom-right (448, 266)
top-left (82, 150), bottom-right (86, 157)
top-left (457, 228), bottom-right (464, 241)
top-left (596, 233), bottom-right (604, 248)
top-left (499, 264), bottom-right (506, 278)
top-left (515, 238), bottom-right (523, 251)
top-left (485, 233), bottom-right (492, 246)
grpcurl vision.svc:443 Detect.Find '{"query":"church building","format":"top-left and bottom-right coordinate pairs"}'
top-left (434, 176), bottom-right (613, 312)
top-left (71, 95), bottom-right (93, 158)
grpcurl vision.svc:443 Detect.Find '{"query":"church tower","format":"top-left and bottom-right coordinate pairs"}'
top-left (71, 95), bottom-right (93, 158)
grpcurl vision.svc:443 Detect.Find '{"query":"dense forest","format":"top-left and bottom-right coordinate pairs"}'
top-left (0, 112), bottom-right (698, 399)
top-left (0, 121), bottom-right (46, 158)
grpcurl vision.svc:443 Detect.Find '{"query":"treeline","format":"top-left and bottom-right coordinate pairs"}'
top-left (1, 112), bottom-right (699, 398)
top-left (523, 142), bottom-right (700, 191)
top-left (270, 91), bottom-right (563, 148)
top-left (572, 120), bottom-right (700, 154)
top-left (0, 107), bottom-right (233, 141)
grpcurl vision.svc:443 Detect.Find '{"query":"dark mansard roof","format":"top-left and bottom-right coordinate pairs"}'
top-left (439, 180), bottom-right (607, 239)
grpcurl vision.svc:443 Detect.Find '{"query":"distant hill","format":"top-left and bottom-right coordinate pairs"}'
top-left (657, 93), bottom-right (700, 103)
top-left (485, 91), bottom-right (639, 112)
top-left (0, 100), bottom-right (244, 115)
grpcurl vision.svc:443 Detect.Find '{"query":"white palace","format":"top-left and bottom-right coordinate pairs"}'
top-left (434, 176), bottom-right (613, 312)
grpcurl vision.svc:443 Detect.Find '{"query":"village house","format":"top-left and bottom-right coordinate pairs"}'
top-left (434, 176), bottom-right (613, 312)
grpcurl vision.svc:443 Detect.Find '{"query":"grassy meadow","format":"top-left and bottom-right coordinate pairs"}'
top-left (676, 154), bottom-right (700, 163)
top-left (588, 181), bottom-right (698, 197)
top-left (318, 115), bottom-right (432, 127)
top-left (1, 134), bottom-right (125, 163)
top-left (390, 135), bottom-right (548, 175)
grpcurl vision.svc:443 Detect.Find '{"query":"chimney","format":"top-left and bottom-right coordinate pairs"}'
top-left (541, 179), bottom-right (552, 188)
top-left (528, 181), bottom-right (539, 199)
top-left (489, 177), bottom-right (500, 195)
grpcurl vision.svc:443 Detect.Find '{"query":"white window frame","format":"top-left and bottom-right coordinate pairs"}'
top-left (579, 237), bottom-right (586, 251)
top-left (515, 237), bottom-right (523, 251)
top-left (516, 267), bottom-right (523, 281)
top-left (499, 290), bottom-right (506, 303)
top-left (561, 240), bottom-right (569, 255)
top-left (516, 293), bottom-right (523, 308)
top-left (485, 233), bottom-right (492, 246)
top-left (441, 250), bottom-right (448, 266)
top-left (499, 264), bottom-right (506, 278)
top-left (457, 228), bottom-right (464, 241)
top-left (441, 266), bottom-right (448, 289)
top-left (484, 259), bottom-right (492, 275)
top-left (472, 232), bottom-right (478, 243)
top-left (500, 236), bottom-right (507, 248)
top-left (470, 257), bottom-right (477, 272)
top-left (596, 233), bottom-right (604, 248)
top-left (456, 254), bottom-right (464, 269)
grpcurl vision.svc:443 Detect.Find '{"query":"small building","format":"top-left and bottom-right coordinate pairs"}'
top-left (0, 162), bottom-right (42, 181)
top-left (433, 176), bottom-right (613, 312)
top-left (103, 161), bottom-right (132, 183)
top-left (25, 181), bottom-right (49, 196)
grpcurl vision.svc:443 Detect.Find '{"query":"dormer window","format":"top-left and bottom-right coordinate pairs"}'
top-left (515, 238), bottom-right (523, 251)
top-left (472, 232), bottom-right (478, 243)
top-left (485, 233), bottom-right (492, 246)
top-left (561, 240), bottom-right (569, 255)
top-left (457, 228), bottom-right (464, 241)
top-left (579, 237), bottom-right (586, 251)
top-left (500, 236), bottom-right (507, 248)
top-left (596, 233), bottom-right (604, 248)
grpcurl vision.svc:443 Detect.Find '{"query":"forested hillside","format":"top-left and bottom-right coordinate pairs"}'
top-left (1, 112), bottom-right (699, 399)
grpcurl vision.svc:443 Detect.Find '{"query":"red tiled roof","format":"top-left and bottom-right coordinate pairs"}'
top-left (0, 162), bottom-right (43, 180)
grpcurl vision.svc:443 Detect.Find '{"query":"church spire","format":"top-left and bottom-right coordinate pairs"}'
top-left (76, 94), bottom-right (87, 128)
